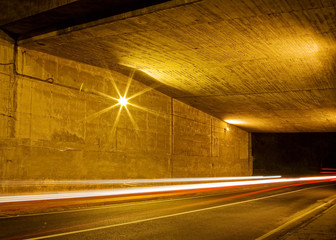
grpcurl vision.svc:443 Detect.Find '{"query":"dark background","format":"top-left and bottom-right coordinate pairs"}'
top-left (252, 133), bottom-right (336, 176)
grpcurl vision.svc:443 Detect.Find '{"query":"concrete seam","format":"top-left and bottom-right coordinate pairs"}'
top-left (170, 97), bottom-right (174, 178)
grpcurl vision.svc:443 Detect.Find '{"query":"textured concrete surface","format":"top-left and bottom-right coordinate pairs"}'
top-left (16, 0), bottom-right (336, 132)
top-left (0, 31), bottom-right (15, 140)
top-left (282, 203), bottom-right (336, 240)
top-left (0, 32), bottom-right (251, 192)
top-left (1, 181), bottom-right (335, 240)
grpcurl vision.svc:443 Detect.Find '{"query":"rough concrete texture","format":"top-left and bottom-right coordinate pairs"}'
top-left (173, 100), bottom-right (251, 177)
top-left (18, 0), bottom-right (336, 132)
top-left (0, 34), bottom-right (251, 192)
top-left (0, 31), bottom-right (15, 139)
top-left (282, 204), bottom-right (336, 240)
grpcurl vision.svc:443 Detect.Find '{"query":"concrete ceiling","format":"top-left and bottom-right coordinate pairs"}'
top-left (6, 0), bottom-right (336, 132)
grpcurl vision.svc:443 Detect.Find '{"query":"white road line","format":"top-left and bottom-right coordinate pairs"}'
top-left (5, 181), bottom-right (335, 219)
top-left (2, 176), bottom-right (335, 203)
top-left (256, 196), bottom-right (336, 240)
top-left (0, 191), bottom-right (230, 219)
top-left (24, 183), bottom-right (335, 240)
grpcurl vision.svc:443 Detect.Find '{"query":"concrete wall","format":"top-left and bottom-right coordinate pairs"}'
top-left (173, 100), bottom-right (251, 177)
top-left (0, 33), bottom-right (252, 191)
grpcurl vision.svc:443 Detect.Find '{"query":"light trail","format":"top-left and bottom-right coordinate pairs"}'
top-left (127, 82), bottom-right (161, 101)
top-left (90, 89), bottom-right (119, 101)
top-left (127, 102), bottom-right (168, 118)
top-left (1, 176), bottom-right (336, 203)
top-left (124, 105), bottom-right (139, 131)
top-left (9, 182), bottom-right (336, 240)
top-left (320, 168), bottom-right (336, 174)
top-left (110, 105), bottom-right (122, 136)
top-left (0, 176), bottom-right (280, 185)
top-left (124, 69), bottom-right (135, 99)
top-left (84, 103), bottom-right (120, 121)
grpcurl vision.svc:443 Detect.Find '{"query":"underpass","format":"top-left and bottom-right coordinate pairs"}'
top-left (1, 0), bottom-right (336, 239)
top-left (1, 176), bottom-right (336, 239)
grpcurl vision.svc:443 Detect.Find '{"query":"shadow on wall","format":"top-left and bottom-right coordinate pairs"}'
top-left (252, 133), bottom-right (336, 176)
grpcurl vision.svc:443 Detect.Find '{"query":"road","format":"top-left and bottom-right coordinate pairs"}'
top-left (1, 180), bottom-right (336, 240)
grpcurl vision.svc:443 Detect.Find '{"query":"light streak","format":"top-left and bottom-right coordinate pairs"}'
top-left (79, 83), bottom-right (84, 92)
top-left (124, 105), bottom-right (139, 131)
top-left (111, 77), bottom-right (122, 98)
top-left (84, 69), bottom-right (164, 134)
top-left (128, 102), bottom-right (167, 118)
top-left (225, 119), bottom-right (245, 125)
top-left (91, 89), bottom-right (119, 101)
top-left (151, 181), bottom-right (329, 215)
top-left (111, 105), bottom-right (122, 136)
top-left (320, 168), bottom-right (336, 174)
top-left (127, 83), bottom-right (161, 101)
top-left (1, 176), bottom-right (336, 203)
top-left (11, 183), bottom-right (331, 240)
top-left (124, 68), bottom-right (135, 98)
top-left (84, 103), bottom-right (120, 121)
top-left (0, 176), bottom-right (281, 185)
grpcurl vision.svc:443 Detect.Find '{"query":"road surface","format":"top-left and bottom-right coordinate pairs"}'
top-left (1, 180), bottom-right (336, 240)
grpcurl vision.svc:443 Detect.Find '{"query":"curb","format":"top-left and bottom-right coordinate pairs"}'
top-left (256, 195), bottom-right (336, 240)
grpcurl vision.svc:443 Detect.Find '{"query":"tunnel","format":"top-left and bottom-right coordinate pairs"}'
top-left (0, 1), bottom-right (336, 239)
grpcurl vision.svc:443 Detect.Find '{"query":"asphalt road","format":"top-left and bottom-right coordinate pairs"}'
top-left (1, 180), bottom-right (336, 240)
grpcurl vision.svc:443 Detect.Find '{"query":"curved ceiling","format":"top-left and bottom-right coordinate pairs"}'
top-left (5, 0), bottom-right (336, 132)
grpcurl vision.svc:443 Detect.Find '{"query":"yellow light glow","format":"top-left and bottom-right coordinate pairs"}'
top-left (85, 68), bottom-right (163, 136)
top-left (225, 120), bottom-right (245, 125)
top-left (118, 97), bottom-right (128, 107)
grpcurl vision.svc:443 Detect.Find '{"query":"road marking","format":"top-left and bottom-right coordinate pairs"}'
top-left (4, 182), bottom-right (334, 219)
top-left (0, 190), bottom-right (245, 219)
top-left (3, 176), bottom-right (335, 204)
top-left (24, 183), bottom-right (336, 240)
top-left (256, 196), bottom-right (336, 240)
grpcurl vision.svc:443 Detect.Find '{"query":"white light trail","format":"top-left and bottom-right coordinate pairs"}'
top-left (0, 176), bottom-right (281, 185)
top-left (1, 176), bottom-right (335, 203)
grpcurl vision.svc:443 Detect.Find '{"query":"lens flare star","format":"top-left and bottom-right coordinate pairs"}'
top-left (83, 68), bottom-right (165, 136)
top-left (118, 97), bottom-right (129, 107)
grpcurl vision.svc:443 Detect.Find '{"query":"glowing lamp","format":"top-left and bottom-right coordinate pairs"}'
top-left (118, 97), bottom-right (128, 107)
top-left (225, 120), bottom-right (245, 125)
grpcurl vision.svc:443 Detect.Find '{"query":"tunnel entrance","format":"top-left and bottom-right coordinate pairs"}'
top-left (252, 133), bottom-right (336, 176)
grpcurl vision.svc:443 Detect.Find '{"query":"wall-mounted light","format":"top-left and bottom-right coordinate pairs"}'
top-left (118, 97), bottom-right (129, 108)
top-left (225, 119), bottom-right (245, 125)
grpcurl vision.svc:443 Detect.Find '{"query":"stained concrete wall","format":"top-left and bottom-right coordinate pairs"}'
top-left (173, 100), bottom-right (251, 177)
top-left (0, 33), bottom-right (252, 191)
top-left (0, 31), bottom-right (16, 162)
